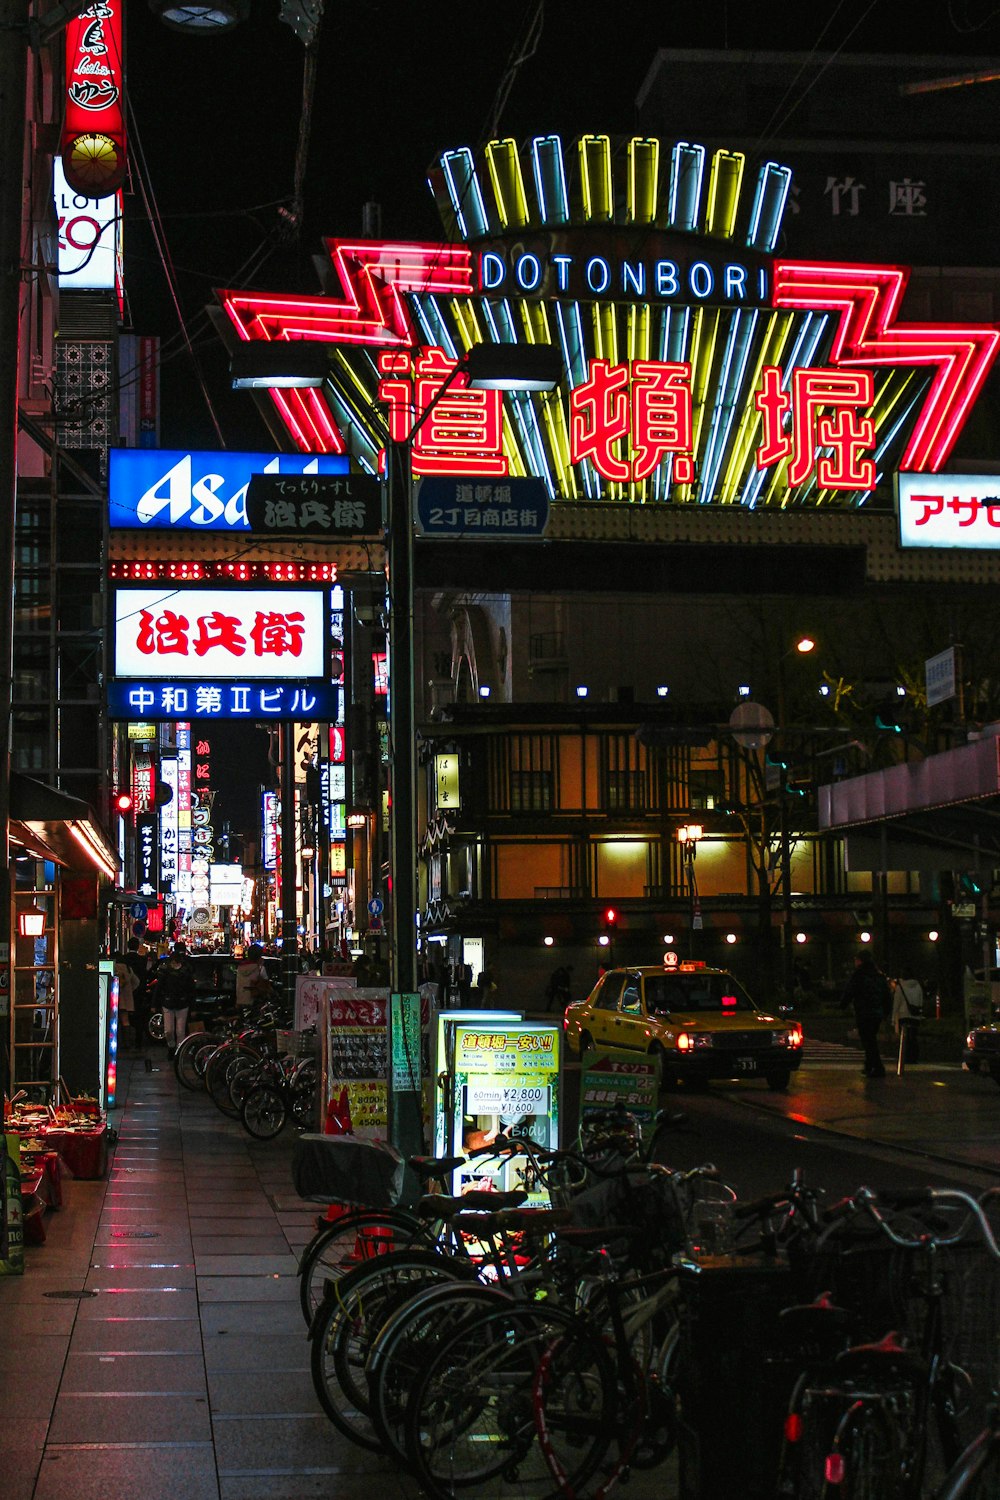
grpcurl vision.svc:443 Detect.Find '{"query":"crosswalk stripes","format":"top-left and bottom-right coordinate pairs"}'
top-left (800, 1036), bottom-right (855, 1064)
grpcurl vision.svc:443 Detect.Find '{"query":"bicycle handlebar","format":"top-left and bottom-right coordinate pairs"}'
top-left (818, 1185), bottom-right (1000, 1261)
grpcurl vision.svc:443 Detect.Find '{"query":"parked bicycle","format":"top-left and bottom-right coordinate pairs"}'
top-left (777, 1184), bottom-right (1000, 1500)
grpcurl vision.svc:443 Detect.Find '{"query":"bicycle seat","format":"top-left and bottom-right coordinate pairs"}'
top-left (834, 1330), bottom-right (928, 1380)
top-left (417, 1189), bottom-right (528, 1218)
top-left (409, 1154), bottom-right (465, 1181)
top-left (451, 1207), bottom-right (574, 1238)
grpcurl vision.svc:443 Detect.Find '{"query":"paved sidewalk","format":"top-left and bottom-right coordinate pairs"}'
top-left (4, 1040), bottom-right (1000, 1499)
top-left (0, 1051), bottom-right (417, 1500)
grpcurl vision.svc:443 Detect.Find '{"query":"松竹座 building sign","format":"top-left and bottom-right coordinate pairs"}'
top-left (219, 135), bottom-right (1000, 508)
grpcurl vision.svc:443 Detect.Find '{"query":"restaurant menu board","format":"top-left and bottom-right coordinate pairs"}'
top-left (1, 1133), bottom-right (24, 1275)
top-left (323, 988), bottom-right (433, 1141)
top-left (326, 990), bottom-right (390, 1140)
top-left (449, 1022), bottom-right (561, 1206)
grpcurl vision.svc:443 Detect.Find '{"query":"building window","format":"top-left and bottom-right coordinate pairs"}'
top-left (689, 768), bottom-right (725, 811)
top-left (604, 769), bottom-right (647, 812)
top-left (510, 770), bottom-right (553, 812)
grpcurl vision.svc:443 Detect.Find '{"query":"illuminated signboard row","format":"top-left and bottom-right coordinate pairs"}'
top-left (219, 134), bottom-right (1000, 506)
top-left (107, 681), bottom-right (341, 721)
top-left (108, 449), bottom-right (350, 533)
top-left (112, 587), bottom-right (329, 680)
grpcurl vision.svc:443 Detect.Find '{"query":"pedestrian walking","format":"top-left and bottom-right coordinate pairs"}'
top-left (113, 952), bottom-right (136, 1050)
top-left (841, 952), bottom-right (892, 1078)
top-left (155, 941), bottom-right (195, 1056)
top-left (544, 964), bottom-right (573, 1013)
top-left (121, 936), bottom-right (149, 1050)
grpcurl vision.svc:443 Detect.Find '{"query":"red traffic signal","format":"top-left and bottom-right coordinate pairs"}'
top-left (603, 907), bottom-right (618, 929)
top-left (112, 790), bottom-right (134, 815)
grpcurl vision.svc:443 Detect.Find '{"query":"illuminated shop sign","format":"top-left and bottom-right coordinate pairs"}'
top-left (107, 680), bottom-right (340, 720)
top-left (897, 472), bottom-right (1000, 550)
top-left (245, 472), bottom-right (381, 536)
top-left (160, 757), bottom-right (178, 885)
top-left (108, 449), bottom-right (350, 532)
top-left (136, 814), bottom-right (158, 899)
top-left (263, 792), bottom-right (278, 870)
top-left (219, 135), bottom-right (1000, 504)
top-left (53, 159), bottom-right (120, 291)
top-left (62, 1), bottom-right (125, 198)
top-left (476, 229), bottom-right (771, 306)
top-left (112, 587), bottom-right (327, 680)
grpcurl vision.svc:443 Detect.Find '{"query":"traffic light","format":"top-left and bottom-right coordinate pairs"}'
top-left (112, 790), bottom-right (133, 816)
top-left (603, 907), bottom-right (618, 932)
top-left (874, 688), bottom-right (910, 735)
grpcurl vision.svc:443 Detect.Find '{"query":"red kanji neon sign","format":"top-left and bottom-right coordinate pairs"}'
top-left (377, 349), bottom-right (507, 477)
top-left (569, 359), bottom-right (695, 483)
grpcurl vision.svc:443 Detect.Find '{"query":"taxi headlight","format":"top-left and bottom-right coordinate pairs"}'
top-left (677, 1031), bottom-right (713, 1051)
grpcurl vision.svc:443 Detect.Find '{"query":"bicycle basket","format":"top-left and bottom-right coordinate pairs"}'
top-left (791, 1229), bottom-right (922, 1341)
top-left (291, 1134), bottom-right (405, 1209)
top-left (570, 1167), bottom-right (687, 1258)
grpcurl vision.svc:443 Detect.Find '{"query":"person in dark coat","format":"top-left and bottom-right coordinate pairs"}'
top-left (841, 953), bottom-right (892, 1078)
top-left (156, 942), bottom-right (195, 1055)
top-left (121, 937), bottom-right (150, 1050)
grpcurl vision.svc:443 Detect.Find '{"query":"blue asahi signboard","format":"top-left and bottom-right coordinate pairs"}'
top-left (109, 449), bottom-right (351, 532)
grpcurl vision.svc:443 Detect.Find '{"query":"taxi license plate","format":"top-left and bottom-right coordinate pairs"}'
top-left (735, 1056), bottom-right (758, 1072)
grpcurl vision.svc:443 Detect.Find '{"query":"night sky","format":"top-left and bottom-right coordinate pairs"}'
top-left (118, 0), bottom-right (1000, 823)
top-left (122, 0), bottom-right (1000, 450)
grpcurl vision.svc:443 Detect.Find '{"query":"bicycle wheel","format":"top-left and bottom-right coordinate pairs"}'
top-left (833, 1395), bottom-right (906, 1500)
top-left (406, 1301), bottom-right (617, 1500)
top-left (298, 1207), bottom-right (424, 1325)
top-left (310, 1248), bottom-right (470, 1449)
top-left (936, 1427), bottom-right (1000, 1500)
top-left (174, 1032), bottom-right (217, 1091)
top-left (367, 1279), bottom-right (508, 1465)
top-left (206, 1042), bottom-right (261, 1117)
top-left (147, 1008), bottom-right (164, 1041)
top-left (783, 1386), bottom-right (907, 1500)
top-left (241, 1084), bottom-right (287, 1140)
top-left (289, 1059), bottom-right (318, 1129)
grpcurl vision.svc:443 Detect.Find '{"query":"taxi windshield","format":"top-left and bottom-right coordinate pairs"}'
top-left (645, 972), bottom-right (756, 1015)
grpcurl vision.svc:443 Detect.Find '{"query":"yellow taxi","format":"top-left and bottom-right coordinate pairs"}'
top-left (563, 956), bottom-right (803, 1091)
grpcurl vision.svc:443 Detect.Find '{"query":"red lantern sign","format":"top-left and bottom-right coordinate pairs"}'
top-left (62, 2), bottom-right (126, 198)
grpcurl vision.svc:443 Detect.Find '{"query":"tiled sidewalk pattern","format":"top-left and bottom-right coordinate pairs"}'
top-left (0, 1056), bottom-right (417, 1500)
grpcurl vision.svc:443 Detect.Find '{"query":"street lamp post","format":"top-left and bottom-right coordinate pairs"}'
top-left (383, 342), bottom-right (562, 999)
top-left (677, 824), bottom-right (703, 956)
top-left (775, 636), bottom-right (815, 998)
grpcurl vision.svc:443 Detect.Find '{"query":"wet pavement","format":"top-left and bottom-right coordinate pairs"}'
top-left (2, 1037), bottom-right (999, 1498)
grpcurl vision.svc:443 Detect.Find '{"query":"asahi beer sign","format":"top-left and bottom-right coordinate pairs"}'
top-left (108, 450), bottom-right (350, 533)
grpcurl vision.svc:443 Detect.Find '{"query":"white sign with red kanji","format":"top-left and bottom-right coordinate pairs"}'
top-left (897, 473), bottom-right (1000, 550)
top-left (113, 587), bottom-right (327, 679)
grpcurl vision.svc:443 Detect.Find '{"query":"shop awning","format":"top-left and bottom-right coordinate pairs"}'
top-left (9, 772), bottom-right (119, 880)
top-left (818, 736), bottom-right (1000, 871)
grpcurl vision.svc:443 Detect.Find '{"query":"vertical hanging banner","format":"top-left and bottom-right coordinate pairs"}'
top-left (62, 1), bottom-right (126, 198)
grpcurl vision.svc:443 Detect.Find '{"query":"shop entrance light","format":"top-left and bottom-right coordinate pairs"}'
top-left (18, 904), bottom-right (45, 938)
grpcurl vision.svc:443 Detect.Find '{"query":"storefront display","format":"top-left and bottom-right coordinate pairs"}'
top-left (319, 983), bottom-right (433, 1141)
top-left (433, 1014), bottom-right (561, 1205)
